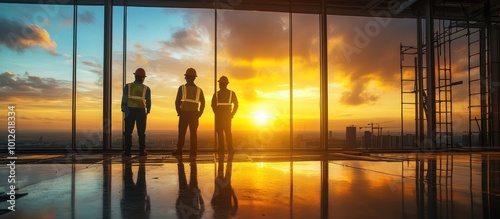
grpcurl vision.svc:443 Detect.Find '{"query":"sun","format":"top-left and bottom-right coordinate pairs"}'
top-left (253, 111), bottom-right (272, 126)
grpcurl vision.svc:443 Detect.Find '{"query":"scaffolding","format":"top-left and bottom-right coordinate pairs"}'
top-left (400, 45), bottom-right (426, 149)
top-left (400, 0), bottom-right (500, 149)
top-left (435, 20), bottom-right (455, 149)
top-left (467, 21), bottom-right (488, 147)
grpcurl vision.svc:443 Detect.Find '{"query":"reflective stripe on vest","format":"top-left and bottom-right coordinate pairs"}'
top-left (127, 83), bottom-right (147, 108)
top-left (216, 90), bottom-right (233, 106)
top-left (181, 85), bottom-right (201, 104)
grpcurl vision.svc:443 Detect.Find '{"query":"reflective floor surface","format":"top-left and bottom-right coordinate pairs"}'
top-left (0, 152), bottom-right (499, 219)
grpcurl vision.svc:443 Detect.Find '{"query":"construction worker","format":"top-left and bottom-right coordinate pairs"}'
top-left (211, 76), bottom-right (238, 154)
top-left (121, 68), bottom-right (151, 156)
top-left (172, 68), bottom-right (205, 156)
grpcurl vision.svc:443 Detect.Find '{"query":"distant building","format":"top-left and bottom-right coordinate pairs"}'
top-left (346, 126), bottom-right (357, 149)
top-left (390, 135), bottom-right (401, 149)
top-left (381, 135), bottom-right (391, 148)
top-left (362, 131), bottom-right (371, 148)
top-left (462, 134), bottom-right (470, 147)
top-left (403, 134), bottom-right (416, 148)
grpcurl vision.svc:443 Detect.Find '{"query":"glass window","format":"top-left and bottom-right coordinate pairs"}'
top-left (76, 5), bottom-right (104, 150)
top-left (112, 5), bottom-right (125, 149)
top-left (0, 3), bottom-right (74, 149)
top-left (327, 15), bottom-right (415, 149)
top-left (217, 9), bottom-right (290, 150)
top-left (292, 13), bottom-right (320, 150)
top-left (125, 7), bottom-right (215, 150)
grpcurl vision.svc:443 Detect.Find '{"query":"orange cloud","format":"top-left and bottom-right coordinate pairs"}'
top-left (0, 17), bottom-right (58, 55)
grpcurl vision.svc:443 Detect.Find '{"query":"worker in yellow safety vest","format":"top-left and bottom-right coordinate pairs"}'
top-left (172, 68), bottom-right (205, 156)
top-left (211, 76), bottom-right (238, 154)
top-left (121, 68), bottom-right (151, 156)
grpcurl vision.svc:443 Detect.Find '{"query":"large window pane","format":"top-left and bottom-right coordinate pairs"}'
top-left (292, 13), bottom-right (320, 150)
top-left (217, 10), bottom-right (290, 150)
top-left (112, 6), bottom-right (125, 149)
top-left (0, 3), bottom-right (73, 149)
top-left (76, 5), bottom-right (104, 150)
top-left (327, 15), bottom-right (415, 149)
top-left (125, 7), bottom-right (214, 150)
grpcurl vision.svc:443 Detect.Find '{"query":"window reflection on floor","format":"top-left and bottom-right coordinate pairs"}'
top-left (0, 153), bottom-right (498, 218)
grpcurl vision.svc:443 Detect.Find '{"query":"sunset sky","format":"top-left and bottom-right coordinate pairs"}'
top-left (0, 3), bottom-right (473, 137)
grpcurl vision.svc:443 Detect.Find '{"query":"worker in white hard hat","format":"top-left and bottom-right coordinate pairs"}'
top-left (121, 68), bottom-right (151, 157)
top-left (173, 68), bottom-right (205, 157)
top-left (211, 76), bottom-right (238, 154)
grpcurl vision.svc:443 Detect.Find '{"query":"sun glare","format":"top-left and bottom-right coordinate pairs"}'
top-left (253, 111), bottom-right (272, 126)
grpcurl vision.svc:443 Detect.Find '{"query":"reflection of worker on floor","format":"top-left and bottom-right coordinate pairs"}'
top-left (211, 154), bottom-right (238, 218)
top-left (121, 161), bottom-right (151, 218)
top-left (176, 156), bottom-right (205, 219)
top-left (122, 68), bottom-right (151, 156)
top-left (173, 68), bottom-right (205, 157)
top-left (211, 76), bottom-right (238, 155)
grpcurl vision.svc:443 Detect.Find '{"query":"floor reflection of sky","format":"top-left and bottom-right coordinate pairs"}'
top-left (0, 152), bottom-right (498, 218)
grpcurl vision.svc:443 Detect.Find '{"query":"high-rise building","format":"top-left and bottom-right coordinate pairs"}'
top-left (362, 131), bottom-right (372, 149)
top-left (346, 126), bottom-right (357, 149)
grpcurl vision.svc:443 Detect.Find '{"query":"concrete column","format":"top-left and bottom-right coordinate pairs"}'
top-left (425, 0), bottom-right (436, 149)
top-left (320, 0), bottom-right (329, 151)
top-left (490, 28), bottom-right (500, 146)
top-left (103, 0), bottom-right (112, 150)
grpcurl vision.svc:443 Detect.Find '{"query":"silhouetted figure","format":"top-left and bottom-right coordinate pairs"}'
top-left (173, 68), bottom-right (205, 156)
top-left (122, 68), bottom-right (151, 156)
top-left (121, 160), bottom-right (151, 218)
top-left (175, 156), bottom-right (205, 219)
top-left (211, 76), bottom-right (238, 154)
top-left (211, 154), bottom-right (238, 218)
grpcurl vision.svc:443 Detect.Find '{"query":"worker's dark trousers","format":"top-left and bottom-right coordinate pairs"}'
top-left (176, 111), bottom-right (199, 154)
top-left (215, 114), bottom-right (233, 153)
top-left (124, 108), bottom-right (147, 152)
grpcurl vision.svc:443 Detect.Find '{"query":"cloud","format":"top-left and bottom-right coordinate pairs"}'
top-left (159, 10), bottom-right (214, 62)
top-left (220, 65), bottom-right (256, 80)
top-left (218, 10), bottom-right (288, 60)
top-left (58, 14), bottom-right (73, 28)
top-left (329, 16), bottom-right (416, 105)
top-left (80, 60), bottom-right (103, 85)
top-left (291, 14), bottom-right (320, 62)
top-left (330, 16), bottom-right (416, 77)
top-left (0, 16), bottom-right (58, 55)
top-left (132, 44), bottom-right (150, 66)
top-left (340, 79), bottom-right (379, 105)
top-left (120, 10), bottom-right (216, 89)
top-left (162, 27), bottom-right (203, 50)
top-left (0, 71), bottom-right (71, 101)
top-left (79, 11), bottom-right (95, 24)
top-left (81, 60), bottom-right (102, 75)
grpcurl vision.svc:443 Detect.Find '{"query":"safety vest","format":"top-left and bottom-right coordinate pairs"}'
top-left (216, 90), bottom-right (233, 106)
top-left (127, 83), bottom-right (148, 108)
top-left (180, 85), bottom-right (201, 111)
top-left (181, 85), bottom-right (201, 104)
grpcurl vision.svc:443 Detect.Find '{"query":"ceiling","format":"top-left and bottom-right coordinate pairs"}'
top-left (1, 0), bottom-right (499, 20)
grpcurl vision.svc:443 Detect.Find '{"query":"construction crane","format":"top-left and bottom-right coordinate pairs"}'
top-left (359, 122), bottom-right (383, 136)
top-left (359, 121), bottom-right (395, 148)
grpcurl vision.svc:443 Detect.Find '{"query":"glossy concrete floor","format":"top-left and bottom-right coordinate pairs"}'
top-left (0, 151), bottom-right (499, 219)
